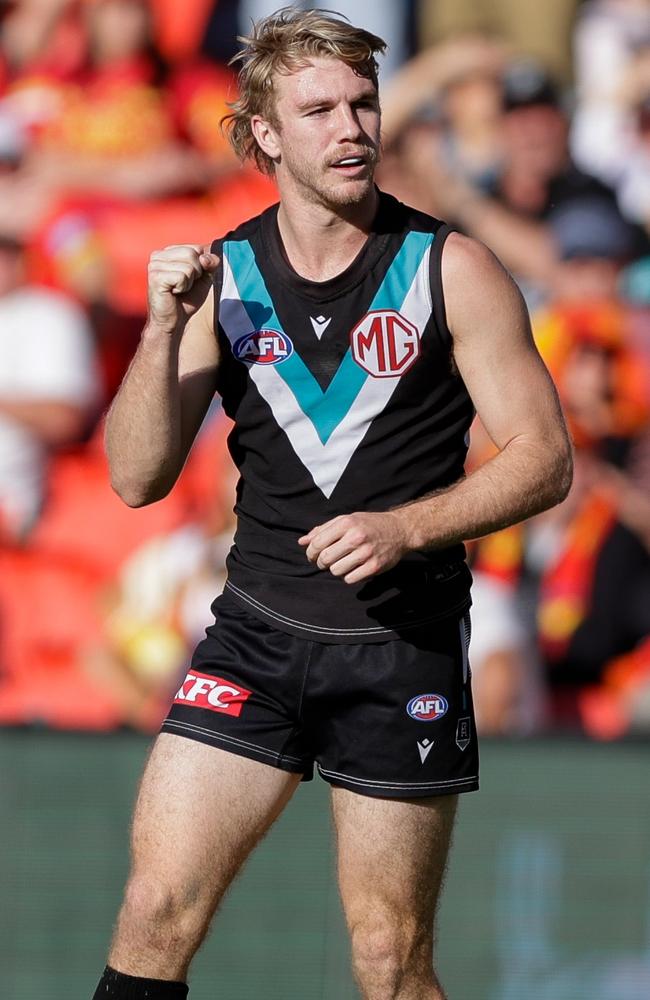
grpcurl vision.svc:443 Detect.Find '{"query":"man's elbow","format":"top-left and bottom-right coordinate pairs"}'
top-left (109, 472), bottom-right (174, 508)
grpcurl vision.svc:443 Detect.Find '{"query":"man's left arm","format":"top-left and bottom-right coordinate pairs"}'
top-left (300, 234), bottom-right (573, 584)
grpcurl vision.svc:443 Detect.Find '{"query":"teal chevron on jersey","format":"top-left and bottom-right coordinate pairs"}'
top-left (223, 232), bottom-right (434, 444)
top-left (370, 230), bottom-right (434, 311)
top-left (224, 238), bottom-right (366, 444)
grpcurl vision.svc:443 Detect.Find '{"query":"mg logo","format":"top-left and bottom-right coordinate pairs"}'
top-left (350, 310), bottom-right (420, 378)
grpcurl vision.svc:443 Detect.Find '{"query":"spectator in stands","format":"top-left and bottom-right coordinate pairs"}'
top-left (382, 55), bottom-right (647, 306)
top-left (571, 0), bottom-right (650, 190)
top-left (469, 195), bottom-right (650, 735)
top-left (22, 0), bottom-right (227, 201)
top-left (615, 50), bottom-right (650, 229)
top-left (380, 36), bottom-right (506, 188)
top-left (0, 0), bottom-right (277, 322)
top-left (0, 0), bottom-right (240, 246)
top-left (0, 235), bottom-right (100, 542)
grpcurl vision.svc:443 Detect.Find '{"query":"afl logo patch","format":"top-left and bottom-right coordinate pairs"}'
top-left (350, 310), bottom-right (420, 378)
top-left (407, 694), bottom-right (448, 722)
top-left (234, 330), bottom-right (293, 365)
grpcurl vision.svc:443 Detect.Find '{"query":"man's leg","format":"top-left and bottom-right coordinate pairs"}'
top-left (332, 788), bottom-right (458, 1000)
top-left (96, 733), bottom-right (301, 992)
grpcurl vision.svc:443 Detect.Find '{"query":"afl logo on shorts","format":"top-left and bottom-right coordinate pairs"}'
top-left (234, 330), bottom-right (293, 365)
top-left (350, 310), bottom-right (420, 378)
top-left (406, 693), bottom-right (449, 722)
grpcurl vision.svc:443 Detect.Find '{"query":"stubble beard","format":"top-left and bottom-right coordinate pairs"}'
top-left (284, 144), bottom-right (379, 210)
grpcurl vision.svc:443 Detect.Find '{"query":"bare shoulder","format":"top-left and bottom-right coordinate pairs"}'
top-left (440, 232), bottom-right (527, 342)
top-left (441, 229), bottom-right (503, 277)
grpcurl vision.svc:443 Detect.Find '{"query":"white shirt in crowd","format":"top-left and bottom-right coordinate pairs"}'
top-left (0, 287), bottom-right (100, 536)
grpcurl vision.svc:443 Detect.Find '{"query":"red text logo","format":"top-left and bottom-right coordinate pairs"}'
top-left (350, 310), bottom-right (420, 377)
top-left (173, 670), bottom-right (252, 717)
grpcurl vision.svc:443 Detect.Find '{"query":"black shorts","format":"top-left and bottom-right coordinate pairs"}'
top-left (161, 592), bottom-right (479, 799)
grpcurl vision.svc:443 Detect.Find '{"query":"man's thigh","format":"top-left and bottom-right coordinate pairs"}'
top-left (332, 788), bottom-right (458, 929)
top-left (128, 733), bottom-right (301, 907)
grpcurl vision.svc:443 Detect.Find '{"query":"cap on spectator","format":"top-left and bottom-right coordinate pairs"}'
top-left (549, 197), bottom-right (638, 262)
top-left (502, 59), bottom-right (560, 111)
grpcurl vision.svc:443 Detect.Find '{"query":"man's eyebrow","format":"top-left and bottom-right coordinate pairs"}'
top-left (296, 90), bottom-right (378, 111)
top-left (296, 96), bottom-right (333, 110)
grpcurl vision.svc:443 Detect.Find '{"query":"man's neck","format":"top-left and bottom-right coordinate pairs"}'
top-left (276, 186), bottom-right (379, 282)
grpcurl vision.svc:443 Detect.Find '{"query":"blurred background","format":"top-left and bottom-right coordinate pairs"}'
top-left (1, 1), bottom-right (649, 997)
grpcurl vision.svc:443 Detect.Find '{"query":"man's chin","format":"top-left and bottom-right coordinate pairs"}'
top-left (325, 176), bottom-right (375, 207)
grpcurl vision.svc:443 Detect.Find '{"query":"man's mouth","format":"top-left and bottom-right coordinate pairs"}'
top-left (331, 154), bottom-right (369, 172)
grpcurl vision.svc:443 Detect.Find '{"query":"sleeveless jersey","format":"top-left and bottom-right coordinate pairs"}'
top-left (211, 190), bottom-right (475, 642)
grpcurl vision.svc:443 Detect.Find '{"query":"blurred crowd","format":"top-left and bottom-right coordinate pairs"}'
top-left (0, 0), bottom-right (649, 740)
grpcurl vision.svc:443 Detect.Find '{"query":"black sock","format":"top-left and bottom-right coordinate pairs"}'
top-left (92, 965), bottom-right (189, 999)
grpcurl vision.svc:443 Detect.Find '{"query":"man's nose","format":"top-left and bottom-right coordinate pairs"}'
top-left (335, 103), bottom-right (363, 141)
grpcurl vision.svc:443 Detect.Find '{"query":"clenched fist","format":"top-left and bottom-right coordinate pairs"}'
top-left (147, 244), bottom-right (220, 333)
top-left (299, 511), bottom-right (411, 585)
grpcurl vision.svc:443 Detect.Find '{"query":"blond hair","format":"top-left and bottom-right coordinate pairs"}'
top-left (222, 7), bottom-right (386, 174)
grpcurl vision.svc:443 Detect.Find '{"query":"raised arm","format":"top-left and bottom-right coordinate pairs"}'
top-left (301, 233), bottom-right (573, 583)
top-left (105, 244), bottom-right (221, 507)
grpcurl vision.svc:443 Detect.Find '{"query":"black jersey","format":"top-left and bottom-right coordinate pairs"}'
top-left (210, 190), bottom-right (475, 642)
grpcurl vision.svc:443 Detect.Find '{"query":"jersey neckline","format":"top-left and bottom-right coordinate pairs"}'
top-left (260, 188), bottom-right (396, 303)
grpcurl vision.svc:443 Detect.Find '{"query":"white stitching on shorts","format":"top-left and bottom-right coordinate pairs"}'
top-left (225, 582), bottom-right (392, 634)
top-left (317, 764), bottom-right (478, 791)
top-left (161, 718), bottom-right (306, 767)
top-left (225, 581), bottom-right (469, 637)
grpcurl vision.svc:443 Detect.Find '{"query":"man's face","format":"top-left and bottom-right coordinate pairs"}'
top-left (258, 57), bottom-right (381, 208)
top-left (501, 104), bottom-right (568, 178)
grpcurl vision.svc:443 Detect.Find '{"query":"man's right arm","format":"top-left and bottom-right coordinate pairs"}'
top-left (105, 244), bottom-right (221, 507)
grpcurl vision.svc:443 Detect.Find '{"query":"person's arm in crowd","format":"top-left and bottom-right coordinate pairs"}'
top-left (20, 145), bottom-right (236, 201)
top-left (301, 234), bottom-right (573, 583)
top-left (435, 173), bottom-right (558, 285)
top-left (398, 132), bottom-right (558, 286)
top-left (0, 399), bottom-right (88, 446)
top-left (380, 37), bottom-right (507, 147)
top-left (105, 245), bottom-right (220, 507)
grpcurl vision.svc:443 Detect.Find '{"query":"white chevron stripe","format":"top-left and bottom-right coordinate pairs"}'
top-left (220, 247), bottom-right (433, 498)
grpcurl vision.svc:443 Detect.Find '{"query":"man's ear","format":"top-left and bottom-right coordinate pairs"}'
top-left (251, 115), bottom-right (281, 165)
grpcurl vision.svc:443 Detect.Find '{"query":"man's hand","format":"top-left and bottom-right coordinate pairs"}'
top-left (147, 244), bottom-right (220, 334)
top-left (299, 512), bottom-right (410, 585)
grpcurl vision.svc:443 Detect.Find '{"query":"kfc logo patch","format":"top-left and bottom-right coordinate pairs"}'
top-left (173, 670), bottom-right (252, 717)
top-left (350, 310), bottom-right (420, 377)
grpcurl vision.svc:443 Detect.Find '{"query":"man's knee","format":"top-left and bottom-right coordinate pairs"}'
top-left (118, 873), bottom-right (208, 954)
top-left (350, 910), bottom-right (432, 994)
